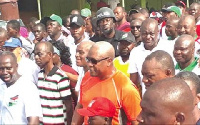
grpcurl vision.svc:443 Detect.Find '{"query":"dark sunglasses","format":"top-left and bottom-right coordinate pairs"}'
top-left (131, 26), bottom-right (141, 30)
top-left (86, 57), bottom-right (109, 64)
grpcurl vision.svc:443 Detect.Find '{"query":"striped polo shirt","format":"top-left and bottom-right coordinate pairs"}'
top-left (38, 66), bottom-right (71, 124)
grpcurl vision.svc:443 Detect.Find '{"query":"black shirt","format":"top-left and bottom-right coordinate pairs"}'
top-left (93, 30), bottom-right (124, 57)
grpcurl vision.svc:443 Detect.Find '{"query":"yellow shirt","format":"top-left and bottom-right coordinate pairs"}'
top-left (113, 56), bottom-right (130, 78)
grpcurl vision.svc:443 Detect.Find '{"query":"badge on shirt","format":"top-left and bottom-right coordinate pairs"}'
top-left (9, 95), bottom-right (19, 107)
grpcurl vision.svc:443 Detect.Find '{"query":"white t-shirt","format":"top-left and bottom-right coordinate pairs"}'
top-left (18, 57), bottom-right (40, 85)
top-left (0, 76), bottom-right (42, 124)
top-left (128, 39), bottom-right (172, 96)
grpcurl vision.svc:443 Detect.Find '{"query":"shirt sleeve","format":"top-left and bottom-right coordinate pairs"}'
top-left (58, 75), bottom-right (71, 98)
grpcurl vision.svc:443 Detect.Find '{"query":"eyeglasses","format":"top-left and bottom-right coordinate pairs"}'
top-left (131, 26), bottom-right (141, 30)
top-left (86, 57), bottom-right (109, 64)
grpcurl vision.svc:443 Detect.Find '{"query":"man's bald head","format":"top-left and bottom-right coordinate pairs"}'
top-left (35, 41), bottom-right (54, 53)
top-left (137, 77), bottom-right (195, 124)
top-left (89, 41), bottom-right (115, 59)
top-left (141, 18), bottom-right (158, 32)
top-left (129, 12), bottom-right (146, 22)
top-left (178, 15), bottom-right (196, 37)
top-left (145, 50), bottom-right (175, 75)
top-left (175, 34), bottom-right (195, 48)
top-left (0, 28), bottom-right (7, 36)
top-left (78, 40), bottom-right (94, 52)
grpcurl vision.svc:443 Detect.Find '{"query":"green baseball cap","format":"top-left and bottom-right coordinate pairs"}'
top-left (50, 14), bottom-right (62, 26)
top-left (81, 8), bottom-right (91, 18)
top-left (163, 6), bottom-right (182, 17)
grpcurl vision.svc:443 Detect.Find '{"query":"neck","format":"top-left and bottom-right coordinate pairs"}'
top-left (99, 67), bottom-right (116, 80)
top-left (51, 31), bottom-right (61, 41)
top-left (88, 31), bottom-right (95, 37)
top-left (171, 34), bottom-right (178, 40)
top-left (179, 57), bottom-right (195, 70)
top-left (193, 105), bottom-right (200, 123)
top-left (44, 62), bottom-right (54, 77)
top-left (75, 35), bottom-right (85, 45)
top-left (135, 36), bottom-right (142, 43)
top-left (6, 74), bottom-right (21, 87)
top-left (116, 18), bottom-right (126, 26)
top-left (56, 61), bottom-right (63, 67)
top-left (83, 65), bottom-right (89, 73)
top-left (104, 30), bottom-right (115, 39)
top-left (121, 55), bottom-right (129, 63)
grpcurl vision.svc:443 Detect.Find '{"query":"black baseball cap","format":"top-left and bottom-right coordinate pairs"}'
top-left (69, 14), bottom-right (85, 27)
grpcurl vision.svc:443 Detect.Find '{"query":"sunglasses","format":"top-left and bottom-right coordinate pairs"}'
top-left (131, 26), bottom-right (141, 30)
top-left (86, 57), bottom-right (109, 64)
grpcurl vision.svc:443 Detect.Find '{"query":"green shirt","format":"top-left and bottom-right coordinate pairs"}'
top-left (175, 57), bottom-right (199, 72)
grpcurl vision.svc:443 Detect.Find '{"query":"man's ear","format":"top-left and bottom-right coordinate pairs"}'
top-left (174, 112), bottom-right (185, 125)
top-left (165, 69), bottom-right (172, 76)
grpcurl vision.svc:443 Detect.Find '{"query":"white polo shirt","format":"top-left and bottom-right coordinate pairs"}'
top-left (0, 76), bottom-right (42, 124)
top-left (128, 38), bottom-right (172, 96)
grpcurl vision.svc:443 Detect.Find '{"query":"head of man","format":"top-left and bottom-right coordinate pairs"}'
top-left (28, 17), bottom-right (38, 32)
top-left (81, 8), bottom-right (92, 20)
top-left (176, 71), bottom-right (200, 106)
top-left (142, 50), bottom-right (175, 89)
top-left (178, 15), bottom-right (196, 37)
top-left (75, 41), bottom-right (94, 67)
top-left (69, 15), bottom-right (86, 43)
top-left (137, 77), bottom-right (195, 124)
top-left (140, 18), bottom-right (159, 50)
top-left (162, 6), bottom-right (181, 21)
top-left (130, 19), bottom-right (142, 39)
top-left (3, 37), bottom-right (22, 60)
top-left (0, 51), bottom-right (19, 86)
top-left (189, 2), bottom-right (200, 20)
top-left (47, 14), bottom-right (62, 39)
top-left (173, 34), bottom-right (195, 66)
top-left (86, 41), bottom-right (115, 80)
top-left (96, 7), bottom-right (116, 36)
top-left (0, 28), bottom-right (8, 50)
top-left (114, 6), bottom-right (126, 23)
top-left (129, 12), bottom-right (146, 22)
top-left (71, 9), bottom-right (80, 15)
top-left (33, 23), bottom-right (47, 42)
top-left (6, 20), bottom-right (20, 38)
top-left (77, 97), bottom-right (116, 125)
top-left (165, 17), bottom-right (179, 39)
top-left (118, 32), bottom-right (135, 58)
top-left (85, 17), bottom-right (94, 35)
top-left (34, 41), bottom-right (54, 69)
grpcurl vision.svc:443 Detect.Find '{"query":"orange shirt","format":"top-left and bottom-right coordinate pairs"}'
top-left (79, 70), bottom-right (141, 124)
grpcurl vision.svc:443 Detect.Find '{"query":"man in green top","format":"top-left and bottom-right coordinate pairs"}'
top-left (173, 34), bottom-right (200, 75)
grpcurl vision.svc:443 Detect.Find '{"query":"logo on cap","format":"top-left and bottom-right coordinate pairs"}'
top-left (72, 17), bottom-right (78, 23)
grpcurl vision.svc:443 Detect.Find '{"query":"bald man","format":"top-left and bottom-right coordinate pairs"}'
top-left (72, 41), bottom-right (141, 125)
top-left (0, 27), bottom-right (7, 51)
top-left (173, 34), bottom-right (200, 75)
top-left (176, 71), bottom-right (200, 124)
top-left (75, 41), bottom-right (94, 93)
top-left (128, 18), bottom-right (170, 96)
top-left (129, 12), bottom-right (146, 22)
top-left (114, 6), bottom-right (130, 32)
top-left (34, 42), bottom-right (73, 124)
top-left (137, 77), bottom-right (196, 124)
top-left (142, 50), bottom-right (175, 89)
top-left (165, 17), bottom-right (179, 40)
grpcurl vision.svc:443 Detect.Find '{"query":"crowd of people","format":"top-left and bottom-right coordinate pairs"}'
top-left (1, 0), bottom-right (200, 124)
